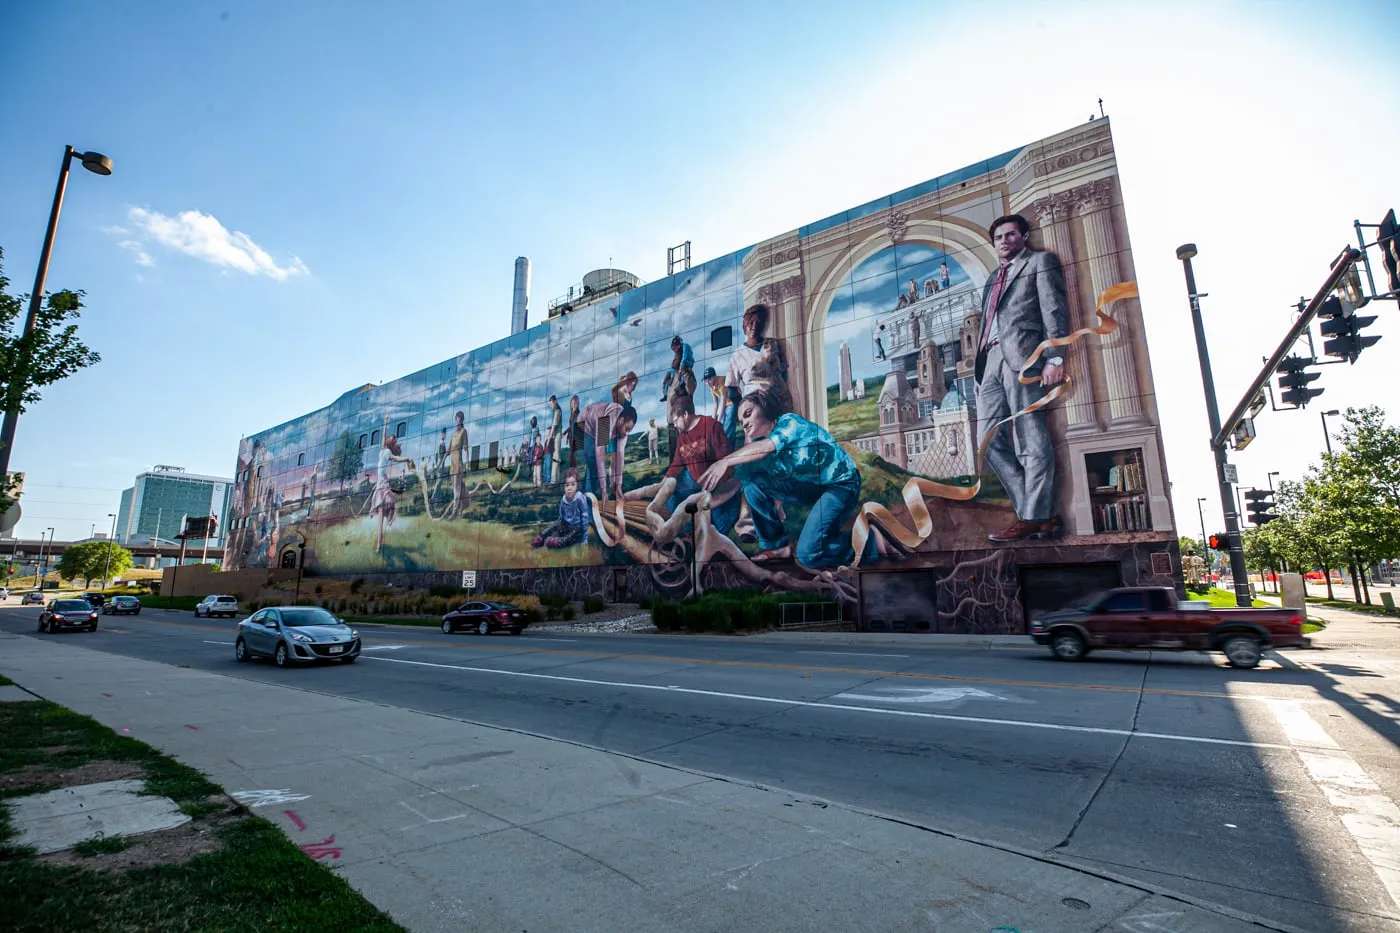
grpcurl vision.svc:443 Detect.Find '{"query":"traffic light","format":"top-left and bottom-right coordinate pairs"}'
top-left (1379, 208), bottom-right (1399, 296)
top-left (1277, 355), bottom-right (1323, 407)
top-left (1208, 532), bottom-right (1227, 550)
top-left (1244, 489), bottom-right (1277, 526)
top-left (1317, 295), bottom-right (1381, 363)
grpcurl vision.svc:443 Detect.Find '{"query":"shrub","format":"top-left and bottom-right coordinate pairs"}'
top-left (583, 594), bottom-right (604, 614)
top-left (678, 601), bottom-right (711, 633)
top-left (314, 584), bottom-right (324, 595)
top-left (428, 584), bottom-right (461, 598)
top-left (637, 595), bottom-right (654, 610)
top-left (561, 605), bottom-right (575, 621)
top-left (539, 593), bottom-right (570, 609)
top-left (350, 578), bottom-right (364, 594)
top-left (651, 600), bottom-right (680, 631)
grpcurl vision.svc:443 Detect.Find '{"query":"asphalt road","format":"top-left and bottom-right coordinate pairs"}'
top-left (3, 601), bottom-right (1398, 932)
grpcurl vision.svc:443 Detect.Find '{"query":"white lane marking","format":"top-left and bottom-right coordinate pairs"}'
top-left (363, 656), bottom-right (1311, 751)
top-left (1268, 702), bottom-right (1400, 909)
top-left (361, 645), bottom-right (410, 652)
top-left (1267, 699), bottom-right (1339, 748)
top-left (835, 686), bottom-right (1006, 704)
top-left (802, 651), bottom-right (909, 659)
top-left (203, 640), bottom-right (231, 646)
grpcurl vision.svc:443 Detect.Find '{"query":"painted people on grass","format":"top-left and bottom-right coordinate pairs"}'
top-left (531, 468), bottom-right (590, 549)
top-left (371, 427), bottom-right (416, 554)
top-left (579, 399), bottom-right (637, 503)
top-left (447, 410), bottom-right (468, 519)
top-left (699, 389), bottom-right (866, 570)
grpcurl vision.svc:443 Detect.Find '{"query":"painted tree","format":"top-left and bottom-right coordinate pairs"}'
top-left (327, 430), bottom-right (363, 493)
top-left (1177, 535), bottom-right (1199, 557)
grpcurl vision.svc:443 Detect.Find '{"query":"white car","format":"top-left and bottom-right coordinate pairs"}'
top-left (0, 587), bottom-right (9, 600)
top-left (195, 594), bottom-right (240, 618)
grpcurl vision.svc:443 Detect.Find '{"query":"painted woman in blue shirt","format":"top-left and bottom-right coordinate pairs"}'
top-left (699, 389), bottom-right (866, 570)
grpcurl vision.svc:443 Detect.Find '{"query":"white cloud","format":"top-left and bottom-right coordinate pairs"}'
top-left (126, 207), bottom-right (308, 280)
top-left (117, 240), bottom-right (155, 267)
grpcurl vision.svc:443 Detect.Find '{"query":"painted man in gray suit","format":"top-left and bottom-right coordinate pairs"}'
top-left (974, 213), bottom-right (1069, 543)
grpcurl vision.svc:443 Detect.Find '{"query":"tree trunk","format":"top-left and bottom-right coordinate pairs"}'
top-left (1348, 562), bottom-right (1362, 603)
top-left (1322, 559), bottom-right (1335, 600)
top-left (1359, 558), bottom-right (1371, 605)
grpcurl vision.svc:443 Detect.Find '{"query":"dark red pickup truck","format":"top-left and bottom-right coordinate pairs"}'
top-left (1030, 586), bottom-right (1307, 669)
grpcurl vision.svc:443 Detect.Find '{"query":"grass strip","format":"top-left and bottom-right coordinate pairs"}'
top-left (0, 698), bottom-right (406, 933)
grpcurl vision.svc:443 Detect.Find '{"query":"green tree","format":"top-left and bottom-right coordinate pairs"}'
top-left (328, 430), bottom-right (362, 492)
top-left (1302, 406), bottom-right (1400, 603)
top-left (55, 540), bottom-right (132, 587)
top-left (1177, 536), bottom-right (1199, 557)
top-left (0, 248), bottom-right (102, 514)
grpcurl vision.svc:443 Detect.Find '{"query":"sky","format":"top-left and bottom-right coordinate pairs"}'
top-left (1, 0), bottom-right (1398, 544)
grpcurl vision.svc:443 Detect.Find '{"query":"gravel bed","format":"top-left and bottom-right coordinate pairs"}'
top-left (532, 613), bottom-right (657, 634)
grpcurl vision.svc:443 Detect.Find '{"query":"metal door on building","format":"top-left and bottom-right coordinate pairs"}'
top-left (857, 568), bottom-right (940, 633)
top-left (1020, 562), bottom-right (1121, 631)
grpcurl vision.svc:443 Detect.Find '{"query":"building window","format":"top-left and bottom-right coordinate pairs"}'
top-left (396, 421), bottom-right (407, 438)
top-left (470, 445), bottom-right (481, 472)
top-left (371, 430), bottom-right (381, 446)
top-left (297, 453), bottom-right (305, 466)
top-left (255, 465), bottom-right (263, 478)
top-left (359, 434), bottom-right (368, 449)
top-left (711, 326), bottom-right (733, 351)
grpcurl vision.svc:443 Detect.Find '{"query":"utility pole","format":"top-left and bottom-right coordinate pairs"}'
top-left (1177, 244), bottom-right (1252, 606)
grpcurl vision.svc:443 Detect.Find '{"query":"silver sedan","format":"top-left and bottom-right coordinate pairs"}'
top-left (234, 606), bottom-right (362, 668)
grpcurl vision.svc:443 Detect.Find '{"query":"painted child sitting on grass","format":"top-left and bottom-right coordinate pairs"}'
top-left (531, 468), bottom-right (591, 549)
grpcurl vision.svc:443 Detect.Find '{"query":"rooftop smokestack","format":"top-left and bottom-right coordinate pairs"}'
top-left (511, 257), bottom-right (531, 335)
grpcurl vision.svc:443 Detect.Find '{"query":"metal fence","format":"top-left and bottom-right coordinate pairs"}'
top-left (779, 601), bottom-right (846, 630)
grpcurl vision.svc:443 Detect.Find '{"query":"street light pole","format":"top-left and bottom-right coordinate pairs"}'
top-left (0, 146), bottom-right (112, 481)
top-left (101, 512), bottom-right (116, 588)
top-left (1178, 244), bottom-right (1251, 607)
top-left (35, 527), bottom-right (54, 589)
top-left (1320, 409), bottom-right (1340, 456)
top-left (1195, 495), bottom-right (1209, 559)
top-left (294, 541), bottom-right (306, 605)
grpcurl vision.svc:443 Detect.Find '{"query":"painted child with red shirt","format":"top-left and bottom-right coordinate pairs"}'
top-left (665, 392), bottom-right (740, 534)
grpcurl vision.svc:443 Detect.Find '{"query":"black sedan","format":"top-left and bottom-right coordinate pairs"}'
top-left (441, 601), bottom-right (530, 636)
top-left (102, 595), bottom-right (142, 615)
top-left (39, 599), bottom-right (99, 633)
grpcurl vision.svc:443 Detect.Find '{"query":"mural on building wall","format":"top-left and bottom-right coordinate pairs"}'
top-left (226, 119), bottom-right (1176, 624)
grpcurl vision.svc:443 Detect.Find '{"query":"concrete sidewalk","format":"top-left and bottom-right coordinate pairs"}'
top-left (0, 632), bottom-right (1296, 933)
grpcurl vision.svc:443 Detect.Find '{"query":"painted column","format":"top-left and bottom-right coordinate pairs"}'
top-left (1034, 193), bottom-right (1096, 431)
top-left (1076, 179), bottom-right (1145, 424)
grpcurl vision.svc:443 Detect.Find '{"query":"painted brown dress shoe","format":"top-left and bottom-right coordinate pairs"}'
top-left (988, 519), bottom-right (1040, 543)
top-left (1032, 516), bottom-right (1064, 540)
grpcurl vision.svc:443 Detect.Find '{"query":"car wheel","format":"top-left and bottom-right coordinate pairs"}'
top-left (133, 609), bottom-right (140, 615)
top-left (194, 607), bottom-right (202, 617)
top-left (235, 637), bottom-right (250, 663)
top-left (1222, 635), bottom-right (1262, 669)
top-left (274, 643), bottom-right (290, 668)
top-left (441, 620), bottom-right (454, 634)
top-left (509, 627), bottom-right (522, 636)
top-left (478, 620), bottom-right (491, 636)
top-left (340, 655), bottom-right (357, 664)
top-left (88, 623), bottom-right (97, 633)
top-left (1049, 631), bottom-right (1088, 662)
top-left (37, 617), bottom-right (46, 633)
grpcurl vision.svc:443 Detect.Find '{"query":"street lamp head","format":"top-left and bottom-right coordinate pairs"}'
top-left (1176, 243), bottom-right (1198, 261)
top-left (1324, 409), bottom-right (1340, 416)
top-left (78, 151), bottom-right (113, 176)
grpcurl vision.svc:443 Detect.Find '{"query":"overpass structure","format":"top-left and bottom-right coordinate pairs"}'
top-left (3, 537), bottom-right (223, 570)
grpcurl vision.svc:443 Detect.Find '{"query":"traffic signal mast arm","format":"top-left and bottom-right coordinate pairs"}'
top-left (1213, 247), bottom-right (1361, 451)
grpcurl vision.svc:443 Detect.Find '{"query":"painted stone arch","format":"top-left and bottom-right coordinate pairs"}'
top-left (802, 217), bottom-right (996, 428)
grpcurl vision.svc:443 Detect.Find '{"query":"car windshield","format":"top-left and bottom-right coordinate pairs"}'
top-left (279, 608), bottom-right (341, 628)
top-left (53, 600), bottom-right (91, 612)
top-left (214, 596), bottom-right (236, 603)
top-left (114, 597), bottom-right (137, 604)
top-left (483, 602), bottom-right (517, 610)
